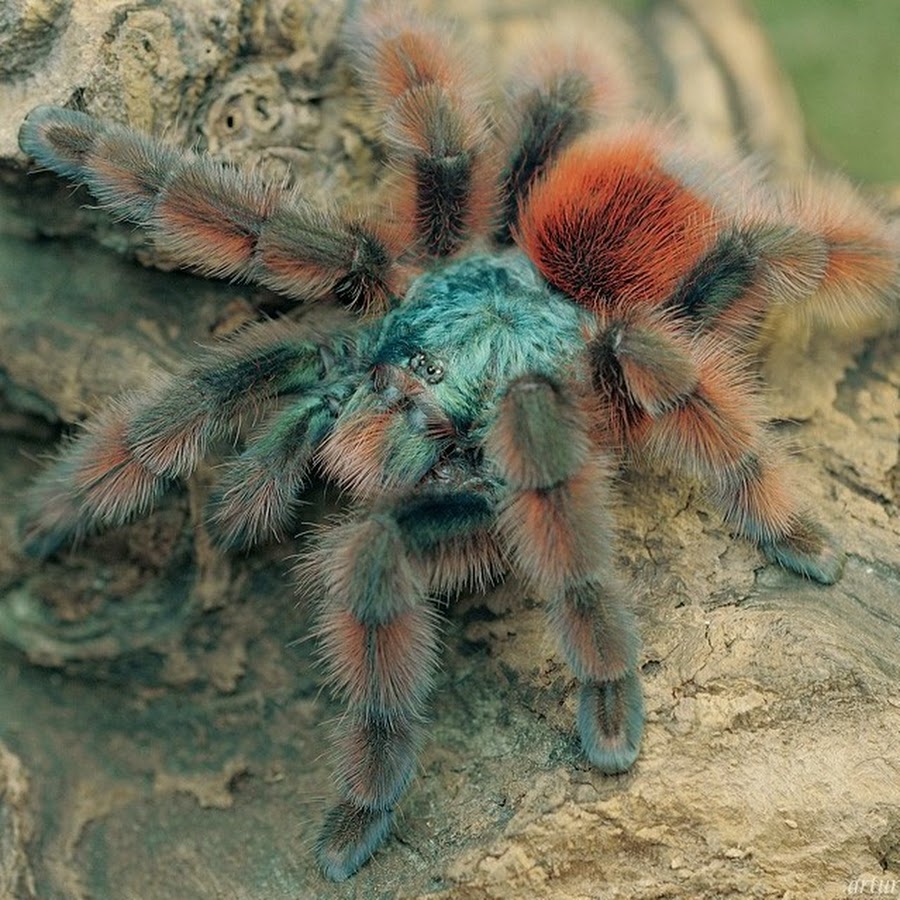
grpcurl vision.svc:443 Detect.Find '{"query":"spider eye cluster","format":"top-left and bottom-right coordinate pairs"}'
top-left (409, 351), bottom-right (445, 384)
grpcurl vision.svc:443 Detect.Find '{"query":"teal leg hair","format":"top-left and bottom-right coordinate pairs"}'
top-left (759, 515), bottom-right (845, 584)
top-left (308, 480), bottom-right (500, 881)
top-left (578, 675), bottom-right (644, 774)
top-left (556, 579), bottom-right (644, 774)
top-left (19, 321), bottom-right (342, 557)
top-left (488, 375), bottom-right (645, 775)
top-left (710, 451), bottom-right (846, 585)
top-left (206, 393), bottom-right (338, 549)
top-left (640, 363), bottom-right (845, 586)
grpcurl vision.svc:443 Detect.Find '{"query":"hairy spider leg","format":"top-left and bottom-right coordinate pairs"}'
top-left (309, 514), bottom-right (434, 881)
top-left (773, 175), bottom-right (899, 325)
top-left (495, 42), bottom-right (624, 244)
top-left (346, 4), bottom-right (496, 256)
top-left (205, 386), bottom-right (349, 550)
top-left (487, 375), bottom-right (643, 772)
top-left (21, 320), bottom-right (345, 557)
top-left (18, 107), bottom-right (404, 310)
top-left (641, 343), bottom-right (844, 583)
top-left (665, 179), bottom-right (899, 337)
top-left (581, 302), bottom-right (844, 583)
top-left (304, 483), bottom-right (497, 880)
top-left (711, 447), bottom-right (844, 582)
top-left (397, 488), bottom-right (506, 595)
top-left (583, 308), bottom-right (844, 583)
top-left (585, 309), bottom-right (698, 452)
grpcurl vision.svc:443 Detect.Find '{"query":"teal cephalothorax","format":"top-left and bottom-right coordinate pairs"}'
top-left (317, 252), bottom-right (596, 496)
top-left (368, 251), bottom-right (593, 430)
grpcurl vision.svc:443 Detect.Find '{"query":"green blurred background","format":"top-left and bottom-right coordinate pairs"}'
top-left (753, 0), bottom-right (900, 185)
top-left (613, 0), bottom-right (900, 185)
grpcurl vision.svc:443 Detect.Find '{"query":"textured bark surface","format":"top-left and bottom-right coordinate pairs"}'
top-left (0, 2), bottom-right (897, 899)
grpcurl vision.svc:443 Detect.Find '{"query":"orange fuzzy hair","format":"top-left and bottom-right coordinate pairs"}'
top-left (517, 130), bottom-right (719, 311)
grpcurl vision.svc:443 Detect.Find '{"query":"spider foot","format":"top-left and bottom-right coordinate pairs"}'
top-left (761, 515), bottom-right (845, 585)
top-left (578, 673), bottom-right (644, 775)
top-left (316, 801), bottom-right (395, 882)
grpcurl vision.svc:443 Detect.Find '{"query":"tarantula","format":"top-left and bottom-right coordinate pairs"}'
top-left (16, 0), bottom-right (897, 882)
